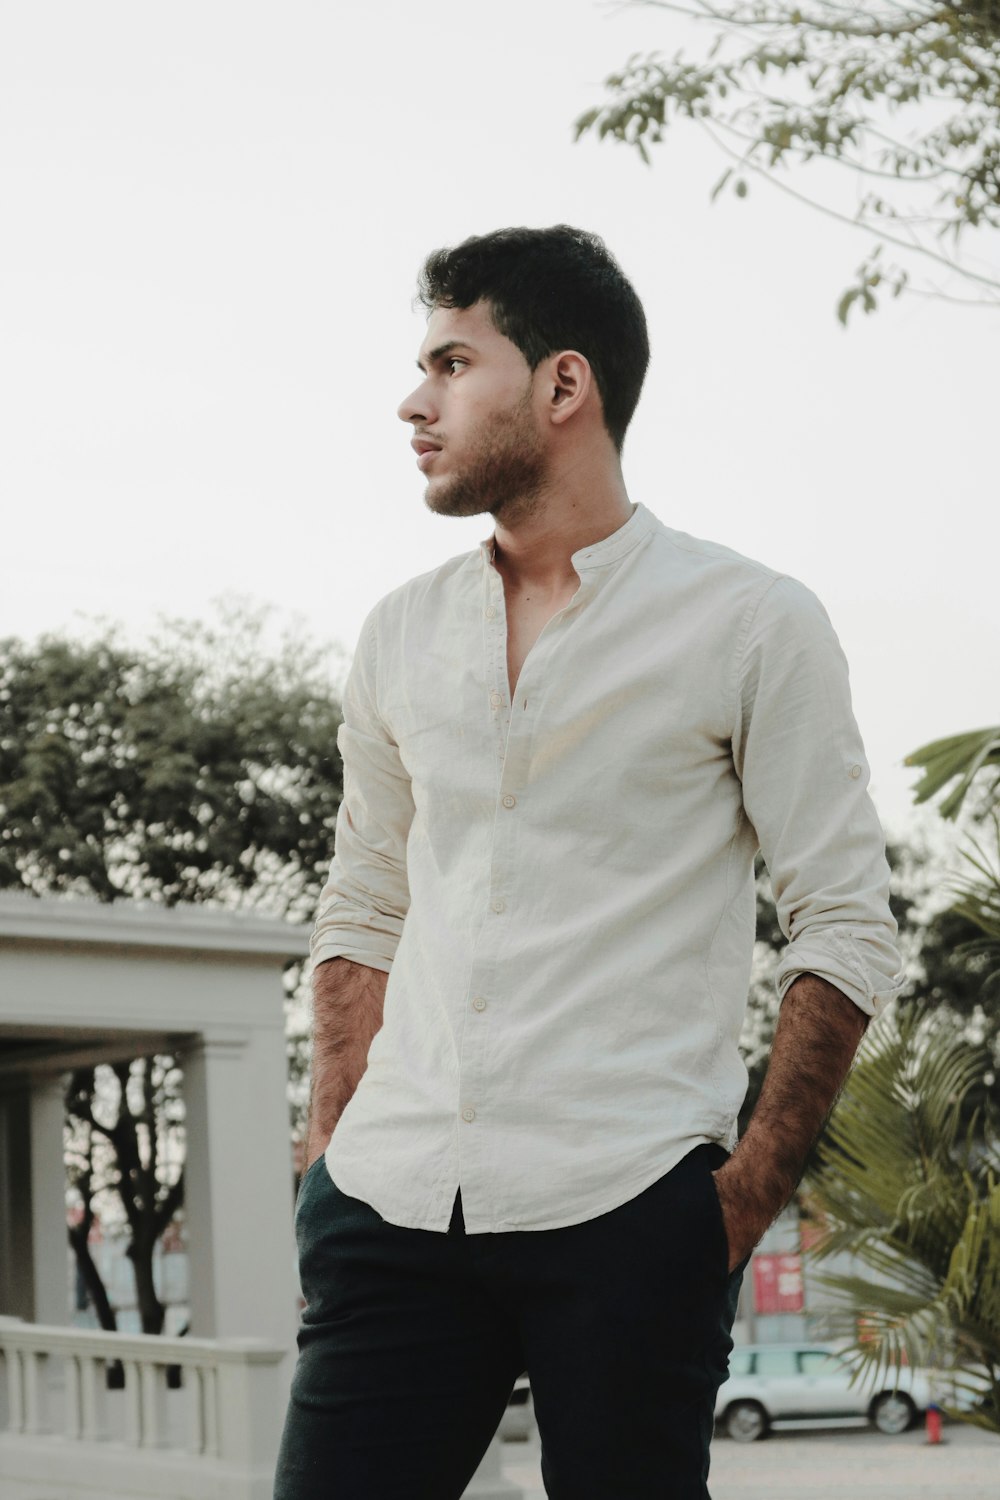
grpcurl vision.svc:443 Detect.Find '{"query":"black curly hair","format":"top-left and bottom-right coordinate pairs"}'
top-left (416, 225), bottom-right (650, 453)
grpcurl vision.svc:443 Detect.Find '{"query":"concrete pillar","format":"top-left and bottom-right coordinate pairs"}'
top-left (183, 1031), bottom-right (298, 1377)
top-left (0, 1090), bottom-right (31, 1320)
top-left (0, 1078), bottom-right (69, 1325)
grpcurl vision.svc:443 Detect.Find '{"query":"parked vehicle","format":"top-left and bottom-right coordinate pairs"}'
top-left (715, 1343), bottom-right (931, 1442)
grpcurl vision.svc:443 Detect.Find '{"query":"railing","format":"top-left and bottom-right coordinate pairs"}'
top-left (0, 1317), bottom-right (287, 1500)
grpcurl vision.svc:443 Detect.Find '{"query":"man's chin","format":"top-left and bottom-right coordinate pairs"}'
top-left (423, 479), bottom-right (492, 520)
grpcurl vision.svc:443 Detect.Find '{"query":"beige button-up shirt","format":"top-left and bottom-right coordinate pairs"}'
top-left (313, 504), bottom-right (900, 1232)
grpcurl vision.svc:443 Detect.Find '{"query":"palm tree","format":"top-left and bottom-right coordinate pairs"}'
top-left (805, 1005), bottom-right (1000, 1431)
top-left (803, 725), bottom-right (1000, 1432)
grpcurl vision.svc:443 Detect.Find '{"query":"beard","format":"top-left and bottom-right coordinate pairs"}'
top-left (424, 390), bottom-right (548, 525)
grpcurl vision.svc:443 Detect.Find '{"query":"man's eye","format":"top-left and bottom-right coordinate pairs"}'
top-left (448, 358), bottom-right (466, 374)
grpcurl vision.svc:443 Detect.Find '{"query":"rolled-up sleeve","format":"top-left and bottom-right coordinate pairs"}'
top-left (734, 575), bottom-right (903, 1018)
top-left (311, 605), bottom-right (414, 972)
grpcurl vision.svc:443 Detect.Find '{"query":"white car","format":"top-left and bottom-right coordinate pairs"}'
top-left (715, 1343), bottom-right (932, 1442)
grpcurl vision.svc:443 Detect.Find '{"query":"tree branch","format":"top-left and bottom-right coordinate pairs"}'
top-left (626, 0), bottom-right (977, 44)
top-left (698, 115), bottom-right (1000, 290)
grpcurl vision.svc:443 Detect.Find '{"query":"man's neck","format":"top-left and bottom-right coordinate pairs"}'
top-left (492, 460), bottom-right (633, 596)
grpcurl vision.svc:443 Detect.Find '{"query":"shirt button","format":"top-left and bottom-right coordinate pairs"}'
top-left (850, 764), bottom-right (863, 780)
top-left (461, 1107), bottom-right (476, 1123)
top-left (501, 794), bottom-right (516, 809)
top-left (492, 898), bottom-right (506, 914)
top-left (485, 605), bottom-right (497, 619)
top-left (490, 690), bottom-right (503, 709)
top-left (472, 997), bottom-right (487, 1012)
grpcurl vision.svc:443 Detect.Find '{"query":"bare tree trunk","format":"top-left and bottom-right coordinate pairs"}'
top-left (127, 1231), bottom-right (166, 1336)
top-left (67, 1222), bottom-right (118, 1331)
top-left (66, 1057), bottom-right (185, 1343)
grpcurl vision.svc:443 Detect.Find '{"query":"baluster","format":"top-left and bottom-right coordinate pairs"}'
top-left (80, 1355), bottom-right (101, 1440)
top-left (200, 1364), bottom-right (219, 1457)
top-left (64, 1353), bottom-right (82, 1440)
top-left (123, 1359), bottom-right (142, 1447)
top-left (139, 1360), bottom-right (164, 1448)
top-left (22, 1348), bottom-right (48, 1434)
top-left (8, 1348), bottom-right (25, 1434)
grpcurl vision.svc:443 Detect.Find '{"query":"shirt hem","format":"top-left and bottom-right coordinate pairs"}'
top-left (327, 1134), bottom-right (727, 1234)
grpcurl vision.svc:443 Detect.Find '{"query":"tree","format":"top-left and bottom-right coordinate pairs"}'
top-left (576, 1), bottom-right (1000, 319)
top-left (0, 604), bottom-right (345, 914)
top-left (804, 726), bottom-right (1000, 1430)
top-left (64, 1060), bottom-right (185, 1336)
top-left (806, 1003), bottom-right (1000, 1429)
top-left (0, 606), bottom-right (345, 1332)
top-left (907, 724), bottom-right (1000, 1018)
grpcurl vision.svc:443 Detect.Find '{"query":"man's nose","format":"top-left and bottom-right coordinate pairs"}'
top-left (397, 379), bottom-right (434, 426)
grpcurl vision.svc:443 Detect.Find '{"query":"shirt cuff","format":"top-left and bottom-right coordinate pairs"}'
top-left (310, 934), bottom-right (396, 974)
top-left (776, 929), bottom-right (905, 1019)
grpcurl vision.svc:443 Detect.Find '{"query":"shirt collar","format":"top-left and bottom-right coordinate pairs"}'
top-left (479, 502), bottom-right (654, 572)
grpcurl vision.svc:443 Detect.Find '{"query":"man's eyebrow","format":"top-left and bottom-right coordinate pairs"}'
top-left (416, 340), bottom-right (474, 373)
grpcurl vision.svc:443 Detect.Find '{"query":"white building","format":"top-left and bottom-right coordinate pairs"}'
top-left (0, 892), bottom-right (521, 1499)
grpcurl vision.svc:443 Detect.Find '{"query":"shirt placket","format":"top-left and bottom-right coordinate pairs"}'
top-left (454, 560), bottom-right (535, 1225)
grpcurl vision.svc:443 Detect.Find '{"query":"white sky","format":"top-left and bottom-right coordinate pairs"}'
top-left (2, 0), bottom-right (997, 839)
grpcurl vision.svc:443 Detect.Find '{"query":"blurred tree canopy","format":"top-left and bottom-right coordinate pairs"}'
top-left (577, 0), bottom-right (1000, 320)
top-left (0, 606), bottom-right (344, 915)
top-left (0, 606), bottom-right (344, 1333)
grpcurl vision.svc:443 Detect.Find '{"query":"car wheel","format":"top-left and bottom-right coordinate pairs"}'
top-left (872, 1391), bottom-right (916, 1435)
top-left (724, 1400), bottom-right (768, 1443)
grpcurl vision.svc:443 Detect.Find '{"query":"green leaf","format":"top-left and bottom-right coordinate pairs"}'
top-left (905, 727), bottom-right (1000, 819)
top-left (836, 287), bottom-right (859, 325)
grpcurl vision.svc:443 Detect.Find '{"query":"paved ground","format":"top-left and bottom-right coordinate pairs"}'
top-left (500, 1420), bottom-right (1000, 1498)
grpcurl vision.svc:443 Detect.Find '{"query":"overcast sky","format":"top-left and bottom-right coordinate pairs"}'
top-left (3, 1), bottom-right (997, 840)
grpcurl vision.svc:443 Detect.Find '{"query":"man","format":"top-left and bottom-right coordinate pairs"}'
top-left (274, 225), bottom-right (900, 1499)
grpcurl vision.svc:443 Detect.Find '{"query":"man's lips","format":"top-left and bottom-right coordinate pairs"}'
top-left (411, 437), bottom-right (443, 471)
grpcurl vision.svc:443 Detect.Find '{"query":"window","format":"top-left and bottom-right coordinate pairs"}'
top-left (798, 1351), bottom-right (842, 1377)
top-left (754, 1348), bottom-right (797, 1377)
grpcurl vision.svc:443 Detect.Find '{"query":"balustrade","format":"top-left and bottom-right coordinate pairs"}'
top-left (0, 1317), bottom-right (285, 1500)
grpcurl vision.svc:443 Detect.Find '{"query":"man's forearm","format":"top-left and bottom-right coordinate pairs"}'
top-left (305, 957), bottom-right (388, 1168)
top-left (714, 972), bottom-right (868, 1269)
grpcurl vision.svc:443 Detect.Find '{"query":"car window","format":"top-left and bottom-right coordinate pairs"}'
top-left (729, 1349), bottom-right (753, 1376)
top-left (754, 1348), bottom-right (797, 1377)
top-left (798, 1351), bottom-right (843, 1377)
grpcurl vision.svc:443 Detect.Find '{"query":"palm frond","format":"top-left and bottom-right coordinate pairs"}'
top-left (952, 814), bottom-right (1000, 945)
top-left (904, 727), bottom-right (1000, 820)
top-left (805, 1004), bottom-right (1000, 1430)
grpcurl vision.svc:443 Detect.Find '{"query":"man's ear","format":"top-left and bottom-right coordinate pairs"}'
top-left (546, 351), bottom-right (592, 428)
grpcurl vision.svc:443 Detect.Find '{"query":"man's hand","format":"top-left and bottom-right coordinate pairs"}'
top-left (712, 972), bottom-right (868, 1273)
top-left (304, 957), bottom-right (388, 1169)
top-left (711, 1168), bottom-right (776, 1274)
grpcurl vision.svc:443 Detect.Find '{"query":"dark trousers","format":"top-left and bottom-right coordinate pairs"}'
top-left (274, 1143), bottom-right (744, 1499)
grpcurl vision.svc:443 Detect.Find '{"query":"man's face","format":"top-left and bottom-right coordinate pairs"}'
top-left (397, 301), bottom-right (548, 522)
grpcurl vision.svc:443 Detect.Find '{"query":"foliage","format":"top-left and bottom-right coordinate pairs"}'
top-left (906, 725), bottom-right (1000, 821)
top-left (805, 1004), bottom-right (1000, 1429)
top-left (907, 725), bottom-right (1000, 1003)
top-left (1, 606), bottom-right (344, 1332)
top-left (803, 731), bottom-right (1000, 1431)
top-left (576, 1), bottom-right (1000, 318)
top-left (0, 604), bottom-right (345, 916)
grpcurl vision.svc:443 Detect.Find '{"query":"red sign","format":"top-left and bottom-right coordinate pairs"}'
top-left (752, 1253), bottom-right (804, 1314)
